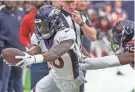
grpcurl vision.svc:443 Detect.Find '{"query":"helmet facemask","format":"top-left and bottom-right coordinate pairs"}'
top-left (35, 18), bottom-right (57, 39)
top-left (110, 29), bottom-right (124, 53)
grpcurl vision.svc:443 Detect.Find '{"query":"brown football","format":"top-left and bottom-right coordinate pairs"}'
top-left (1, 48), bottom-right (25, 66)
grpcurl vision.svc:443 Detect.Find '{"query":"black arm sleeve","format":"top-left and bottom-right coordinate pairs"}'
top-left (80, 14), bottom-right (92, 36)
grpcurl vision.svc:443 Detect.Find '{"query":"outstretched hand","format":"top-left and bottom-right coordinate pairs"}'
top-left (15, 52), bottom-right (44, 68)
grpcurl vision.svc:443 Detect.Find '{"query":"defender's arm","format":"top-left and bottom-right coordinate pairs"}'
top-left (79, 53), bottom-right (134, 70)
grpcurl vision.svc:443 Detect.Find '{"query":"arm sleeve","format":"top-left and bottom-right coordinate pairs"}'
top-left (85, 15), bottom-right (92, 27)
top-left (79, 55), bottom-right (121, 70)
top-left (19, 17), bottom-right (31, 46)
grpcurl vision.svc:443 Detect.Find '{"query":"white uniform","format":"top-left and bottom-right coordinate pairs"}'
top-left (31, 28), bottom-right (86, 92)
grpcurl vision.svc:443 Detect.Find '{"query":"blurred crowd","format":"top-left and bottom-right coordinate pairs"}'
top-left (86, 1), bottom-right (128, 57)
top-left (0, 0), bottom-right (129, 57)
top-left (0, 1), bottom-right (36, 14)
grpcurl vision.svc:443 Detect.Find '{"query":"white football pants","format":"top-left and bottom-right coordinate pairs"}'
top-left (31, 70), bottom-right (86, 92)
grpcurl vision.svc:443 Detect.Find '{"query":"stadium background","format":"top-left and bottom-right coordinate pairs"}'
top-left (0, 1), bottom-right (134, 92)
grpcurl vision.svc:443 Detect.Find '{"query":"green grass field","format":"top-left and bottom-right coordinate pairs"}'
top-left (24, 69), bottom-right (30, 92)
top-left (24, 89), bottom-right (30, 92)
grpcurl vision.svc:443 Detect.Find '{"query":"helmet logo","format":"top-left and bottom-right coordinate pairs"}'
top-left (35, 19), bottom-right (42, 23)
top-left (117, 25), bottom-right (124, 31)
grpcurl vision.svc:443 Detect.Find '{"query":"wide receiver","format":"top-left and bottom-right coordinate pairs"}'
top-left (15, 5), bottom-right (86, 92)
top-left (79, 20), bottom-right (134, 70)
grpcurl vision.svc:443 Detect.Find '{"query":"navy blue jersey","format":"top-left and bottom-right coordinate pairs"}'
top-left (0, 8), bottom-right (25, 51)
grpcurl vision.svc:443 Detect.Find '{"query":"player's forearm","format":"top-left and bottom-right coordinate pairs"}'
top-left (117, 53), bottom-right (134, 65)
top-left (81, 25), bottom-right (97, 41)
top-left (79, 55), bottom-right (121, 70)
top-left (42, 40), bottom-right (73, 62)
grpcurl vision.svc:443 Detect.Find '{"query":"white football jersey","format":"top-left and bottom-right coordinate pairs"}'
top-left (31, 28), bottom-right (81, 80)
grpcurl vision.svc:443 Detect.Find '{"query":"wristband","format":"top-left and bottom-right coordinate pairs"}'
top-left (34, 54), bottom-right (44, 63)
top-left (79, 21), bottom-right (85, 27)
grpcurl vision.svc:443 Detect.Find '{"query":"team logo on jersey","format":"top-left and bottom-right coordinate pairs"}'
top-left (65, 29), bottom-right (69, 33)
top-left (17, 16), bottom-right (21, 20)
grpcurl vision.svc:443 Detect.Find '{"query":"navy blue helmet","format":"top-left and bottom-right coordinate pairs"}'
top-left (111, 20), bottom-right (134, 53)
top-left (35, 5), bottom-right (62, 39)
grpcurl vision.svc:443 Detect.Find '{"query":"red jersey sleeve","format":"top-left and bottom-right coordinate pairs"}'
top-left (19, 9), bottom-right (36, 47)
top-left (19, 17), bottom-right (31, 46)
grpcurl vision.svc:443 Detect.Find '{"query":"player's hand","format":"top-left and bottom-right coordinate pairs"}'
top-left (79, 57), bottom-right (87, 70)
top-left (79, 57), bottom-right (91, 70)
top-left (72, 10), bottom-right (83, 25)
top-left (79, 57), bottom-right (89, 63)
top-left (15, 52), bottom-right (44, 68)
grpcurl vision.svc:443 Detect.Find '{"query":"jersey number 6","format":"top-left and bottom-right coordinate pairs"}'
top-left (51, 57), bottom-right (64, 68)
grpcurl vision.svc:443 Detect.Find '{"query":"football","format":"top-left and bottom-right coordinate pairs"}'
top-left (1, 48), bottom-right (25, 66)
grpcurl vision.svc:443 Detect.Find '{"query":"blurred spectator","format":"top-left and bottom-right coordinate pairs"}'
top-left (76, 0), bottom-right (90, 12)
top-left (112, 0), bottom-right (128, 24)
top-left (0, 1), bottom-right (25, 92)
top-left (0, 1), bottom-right (5, 10)
top-left (51, 1), bottom-right (62, 9)
top-left (97, 16), bottom-right (112, 40)
top-left (104, 2), bottom-right (113, 22)
top-left (91, 16), bottom-right (113, 57)
top-left (16, 1), bottom-right (24, 11)
top-left (19, 1), bottom-right (49, 89)
top-left (0, 1), bottom-right (3, 6)
top-left (88, 8), bottom-right (99, 28)
top-left (99, 2), bottom-right (113, 22)
top-left (19, 1), bottom-right (44, 49)
top-left (0, 5), bottom-right (5, 10)
top-left (23, 1), bottom-right (35, 14)
top-left (92, 1), bottom-right (106, 11)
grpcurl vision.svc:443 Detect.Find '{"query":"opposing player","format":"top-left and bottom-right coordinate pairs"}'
top-left (79, 20), bottom-right (134, 70)
top-left (15, 5), bottom-right (86, 92)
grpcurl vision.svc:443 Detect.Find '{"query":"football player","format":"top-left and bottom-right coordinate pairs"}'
top-left (79, 20), bottom-right (134, 70)
top-left (15, 5), bottom-right (86, 92)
